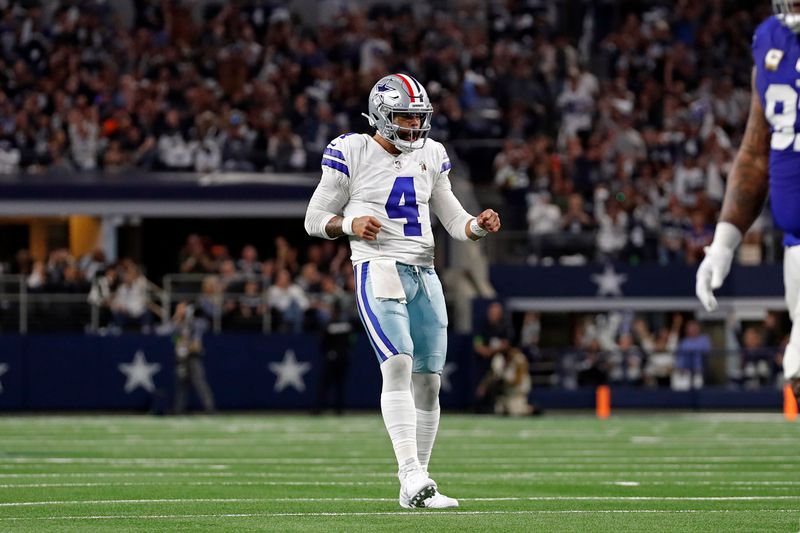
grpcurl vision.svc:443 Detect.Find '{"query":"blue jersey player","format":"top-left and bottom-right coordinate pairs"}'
top-left (696, 1), bottom-right (800, 397)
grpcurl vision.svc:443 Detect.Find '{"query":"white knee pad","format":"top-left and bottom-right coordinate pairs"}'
top-left (411, 373), bottom-right (441, 411)
top-left (381, 354), bottom-right (413, 393)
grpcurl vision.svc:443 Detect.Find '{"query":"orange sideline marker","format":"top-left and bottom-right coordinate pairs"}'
top-left (784, 384), bottom-right (798, 421)
top-left (596, 385), bottom-right (611, 419)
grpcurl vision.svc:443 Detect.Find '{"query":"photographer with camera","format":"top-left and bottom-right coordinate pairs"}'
top-left (169, 301), bottom-right (216, 414)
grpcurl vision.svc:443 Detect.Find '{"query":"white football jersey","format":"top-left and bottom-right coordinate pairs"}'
top-left (307, 133), bottom-right (472, 267)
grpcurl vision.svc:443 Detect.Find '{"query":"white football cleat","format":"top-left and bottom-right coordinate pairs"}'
top-left (399, 472), bottom-right (459, 509)
top-left (398, 468), bottom-right (436, 508)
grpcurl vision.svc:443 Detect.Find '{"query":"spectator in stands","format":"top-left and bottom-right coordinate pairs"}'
top-left (557, 193), bottom-right (595, 260)
top-left (608, 332), bottom-right (646, 386)
top-left (739, 326), bottom-right (775, 389)
top-left (217, 259), bottom-right (242, 293)
top-left (576, 338), bottom-right (609, 388)
top-left (595, 196), bottom-right (629, 262)
top-left (556, 67), bottom-right (597, 146)
top-left (674, 154), bottom-right (706, 207)
top-left (88, 266), bottom-right (119, 331)
top-left (221, 109), bottom-right (256, 171)
top-left (67, 107), bottom-right (100, 171)
top-left (494, 140), bottom-right (531, 231)
top-left (157, 108), bottom-right (195, 171)
top-left (77, 249), bottom-right (107, 282)
top-left (0, 0), bottom-right (776, 274)
top-left (684, 210), bottom-right (714, 264)
top-left (636, 314), bottom-right (682, 388)
top-left (674, 319), bottom-right (710, 390)
top-left (26, 260), bottom-right (46, 292)
top-left (527, 192), bottom-right (562, 262)
top-left (266, 268), bottom-right (309, 333)
top-left (0, 136), bottom-right (21, 174)
top-left (102, 139), bottom-right (131, 172)
top-left (179, 234), bottom-right (214, 274)
top-left (311, 274), bottom-right (347, 329)
top-left (236, 244), bottom-right (262, 277)
top-left (267, 119), bottom-right (306, 172)
top-left (296, 262), bottom-right (321, 294)
top-left (233, 280), bottom-right (266, 331)
top-left (198, 275), bottom-right (222, 325)
top-left (519, 311), bottom-right (541, 359)
top-left (273, 236), bottom-right (300, 276)
top-left (192, 111), bottom-right (223, 172)
top-left (110, 264), bottom-right (150, 333)
top-left (11, 249), bottom-right (33, 275)
top-left (659, 198), bottom-right (690, 265)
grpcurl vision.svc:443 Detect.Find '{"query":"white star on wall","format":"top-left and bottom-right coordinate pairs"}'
top-left (0, 363), bottom-right (8, 394)
top-left (118, 350), bottom-right (161, 393)
top-left (440, 363), bottom-right (457, 393)
top-left (591, 265), bottom-right (628, 297)
top-left (269, 349), bottom-right (311, 393)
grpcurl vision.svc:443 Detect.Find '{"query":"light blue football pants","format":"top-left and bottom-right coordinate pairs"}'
top-left (353, 261), bottom-right (448, 374)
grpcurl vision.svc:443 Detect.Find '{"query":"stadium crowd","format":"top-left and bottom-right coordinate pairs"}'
top-left (474, 301), bottom-right (787, 407)
top-left (2, 233), bottom-right (787, 396)
top-left (0, 0), bottom-right (778, 265)
top-left (2, 233), bottom-right (357, 334)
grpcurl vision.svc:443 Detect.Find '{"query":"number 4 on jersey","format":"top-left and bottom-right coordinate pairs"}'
top-left (385, 176), bottom-right (422, 237)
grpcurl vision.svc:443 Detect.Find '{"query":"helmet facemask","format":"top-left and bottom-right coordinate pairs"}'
top-left (774, 0), bottom-right (800, 32)
top-left (379, 108), bottom-right (433, 153)
top-left (363, 74), bottom-right (434, 153)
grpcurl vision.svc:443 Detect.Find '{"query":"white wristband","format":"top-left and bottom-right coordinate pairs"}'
top-left (708, 221), bottom-right (742, 252)
top-left (342, 216), bottom-right (356, 236)
top-left (470, 218), bottom-right (488, 238)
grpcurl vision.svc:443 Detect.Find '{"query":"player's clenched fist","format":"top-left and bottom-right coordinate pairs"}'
top-left (477, 209), bottom-right (501, 232)
top-left (353, 216), bottom-right (382, 241)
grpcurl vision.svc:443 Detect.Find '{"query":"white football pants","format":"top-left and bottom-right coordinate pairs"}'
top-left (782, 246), bottom-right (800, 379)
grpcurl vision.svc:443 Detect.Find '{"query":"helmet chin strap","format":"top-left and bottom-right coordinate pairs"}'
top-left (361, 112), bottom-right (377, 128)
top-left (362, 111), bottom-right (427, 153)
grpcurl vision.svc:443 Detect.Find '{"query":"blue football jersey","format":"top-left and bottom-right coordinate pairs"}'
top-left (753, 16), bottom-right (800, 244)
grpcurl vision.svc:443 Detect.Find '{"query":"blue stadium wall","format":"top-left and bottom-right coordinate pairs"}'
top-left (0, 332), bottom-right (783, 411)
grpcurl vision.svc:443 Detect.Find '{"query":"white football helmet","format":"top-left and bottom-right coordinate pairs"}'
top-left (362, 73), bottom-right (433, 153)
top-left (774, 0), bottom-right (800, 32)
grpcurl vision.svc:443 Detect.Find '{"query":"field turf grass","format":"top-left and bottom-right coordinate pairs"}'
top-left (0, 413), bottom-right (798, 532)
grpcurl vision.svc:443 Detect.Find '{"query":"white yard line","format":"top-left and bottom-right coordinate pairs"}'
top-left (0, 456), bottom-right (795, 466)
top-left (1, 496), bottom-right (799, 507)
top-left (5, 472), bottom-right (800, 488)
top-left (0, 509), bottom-right (796, 521)
top-left (0, 481), bottom-right (391, 488)
top-left (0, 468), bottom-right (797, 480)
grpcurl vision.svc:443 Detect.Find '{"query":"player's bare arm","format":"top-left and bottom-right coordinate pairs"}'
top-left (324, 215), bottom-right (382, 241)
top-left (696, 69), bottom-right (772, 312)
top-left (719, 68), bottom-right (771, 233)
top-left (324, 216), bottom-right (346, 239)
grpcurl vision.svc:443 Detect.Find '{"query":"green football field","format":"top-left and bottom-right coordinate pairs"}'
top-left (0, 413), bottom-right (798, 532)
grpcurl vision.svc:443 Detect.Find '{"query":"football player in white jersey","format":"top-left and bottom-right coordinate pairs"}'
top-left (305, 73), bottom-right (500, 509)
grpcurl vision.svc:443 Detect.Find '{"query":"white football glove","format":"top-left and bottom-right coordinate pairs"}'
top-left (695, 222), bottom-right (742, 312)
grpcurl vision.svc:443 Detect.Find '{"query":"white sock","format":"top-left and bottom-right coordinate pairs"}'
top-left (381, 390), bottom-right (419, 472)
top-left (416, 407), bottom-right (440, 471)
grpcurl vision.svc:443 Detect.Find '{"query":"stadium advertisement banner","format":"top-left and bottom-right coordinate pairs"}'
top-left (0, 334), bottom-right (475, 411)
